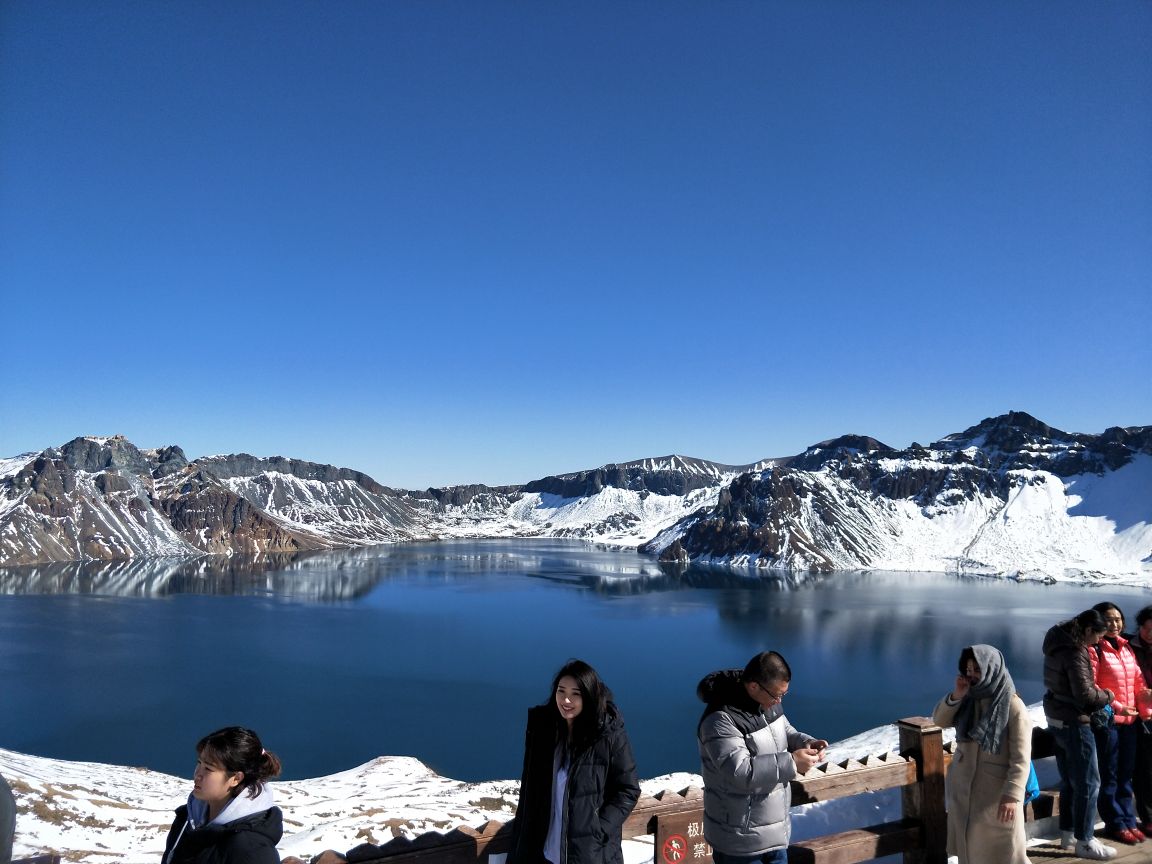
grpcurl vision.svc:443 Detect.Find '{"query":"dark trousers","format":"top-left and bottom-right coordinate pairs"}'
top-left (1134, 722), bottom-right (1152, 826)
top-left (1096, 722), bottom-right (1139, 830)
top-left (1053, 721), bottom-right (1102, 840)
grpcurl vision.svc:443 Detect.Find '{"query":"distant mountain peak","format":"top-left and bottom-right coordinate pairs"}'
top-left (807, 434), bottom-right (894, 453)
top-left (934, 411), bottom-right (1071, 451)
top-left (4, 413), bottom-right (1149, 573)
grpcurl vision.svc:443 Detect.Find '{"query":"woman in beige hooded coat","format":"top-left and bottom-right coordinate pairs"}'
top-left (933, 644), bottom-right (1032, 864)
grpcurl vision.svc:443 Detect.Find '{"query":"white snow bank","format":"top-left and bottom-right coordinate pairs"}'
top-left (3, 711), bottom-right (1056, 864)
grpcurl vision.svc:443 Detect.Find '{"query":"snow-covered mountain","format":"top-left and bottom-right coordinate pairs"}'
top-left (2, 412), bottom-right (1149, 579)
top-left (644, 412), bottom-right (1152, 581)
top-left (0, 437), bottom-right (433, 565)
top-left (0, 440), bottom-right (759, 566)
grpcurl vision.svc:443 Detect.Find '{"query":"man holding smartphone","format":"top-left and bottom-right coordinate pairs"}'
top-left (695, 651), bottom-right (827, 864)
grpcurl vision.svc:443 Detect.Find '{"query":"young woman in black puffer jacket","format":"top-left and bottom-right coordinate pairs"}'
top-left (508, 659), bottom-right (641, 864)
top-left (162, 726), bottom-right (283, 864)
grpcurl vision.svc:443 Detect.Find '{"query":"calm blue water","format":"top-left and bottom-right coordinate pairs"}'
top-left (1, 539), bottom-right (1148, 784)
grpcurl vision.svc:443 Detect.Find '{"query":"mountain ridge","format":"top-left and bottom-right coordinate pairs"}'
top-left (2, 412), bottom-right (1149, 578)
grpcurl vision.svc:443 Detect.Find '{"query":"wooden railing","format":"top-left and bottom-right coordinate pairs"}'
top-left (292, 717), bottom-right (1058, 864)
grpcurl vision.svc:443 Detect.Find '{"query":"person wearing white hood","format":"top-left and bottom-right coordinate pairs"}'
top-left (162, 726), bottom-right (283, 864)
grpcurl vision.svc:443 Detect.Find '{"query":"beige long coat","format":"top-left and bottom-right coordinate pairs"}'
top-left (933, 693), bottom-right (1032, 864)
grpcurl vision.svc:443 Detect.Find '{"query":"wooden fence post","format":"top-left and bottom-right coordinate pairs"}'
top-left (897, 717), bottom-right (946, 864)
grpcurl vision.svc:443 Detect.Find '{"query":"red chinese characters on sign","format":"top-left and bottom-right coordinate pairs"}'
top-left (655, 813), bottom-right (712, 863)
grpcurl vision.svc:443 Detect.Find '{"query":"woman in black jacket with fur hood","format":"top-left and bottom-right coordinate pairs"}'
top-left (508, 660), bottom-right (641, 864)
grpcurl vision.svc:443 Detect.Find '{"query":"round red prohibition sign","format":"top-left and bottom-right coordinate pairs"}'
top-left (662, 833), bottom-right (688, 864)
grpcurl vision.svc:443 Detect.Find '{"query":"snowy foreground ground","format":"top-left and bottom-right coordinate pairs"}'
top-left (1, 707), bottom-right (1057, 864)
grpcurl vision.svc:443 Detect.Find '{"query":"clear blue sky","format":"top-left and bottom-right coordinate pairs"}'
top-left (2, 1), bottom-right (1149, 489)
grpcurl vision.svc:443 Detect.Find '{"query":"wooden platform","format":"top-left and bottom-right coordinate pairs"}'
top-left (1028, 836), bottom-right (1152, 862)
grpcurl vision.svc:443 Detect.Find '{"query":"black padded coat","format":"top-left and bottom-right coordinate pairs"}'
top-left (1042, 621), bottom-right (1112, 726)
top-left (508, 702), bottom-right (640, 864)
top-left (162, 804), bottom-right (282, 864)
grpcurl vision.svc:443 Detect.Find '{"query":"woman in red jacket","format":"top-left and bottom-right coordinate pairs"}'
top-left (1090, 602), bottom-right (1149, 846)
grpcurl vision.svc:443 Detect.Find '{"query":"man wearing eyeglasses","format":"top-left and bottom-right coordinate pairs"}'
top-left (696, 651), bottom-right (828, 864)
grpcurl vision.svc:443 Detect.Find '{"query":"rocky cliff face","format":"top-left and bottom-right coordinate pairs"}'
top-left (3, 413), bottom-right (1150, 577)
top-left (0, 436), bottom-right (431, 565)
top-left (0, 440), bottom-right (757, 564)
top-left (522, 455), bottom-right (773, 498)
top-left (642, 412), bottom-right (1152, 578)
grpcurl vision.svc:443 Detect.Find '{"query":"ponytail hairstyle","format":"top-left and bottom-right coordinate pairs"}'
top-left (547, 659), bottom-right (611, 752)
top-left (196, 727), bottom-right (282, 800)
top-left (1072, 608), bottom-right (1108, 644)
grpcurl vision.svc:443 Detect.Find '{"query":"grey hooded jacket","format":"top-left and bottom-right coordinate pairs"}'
top-left (696, 670), bottom-right (813, 856)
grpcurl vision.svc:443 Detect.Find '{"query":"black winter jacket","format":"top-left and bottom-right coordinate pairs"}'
top-left (508, 702), bottom-right (640, 864)
top-left (1042, 621), bottom-right (1112, 726)
top-left (162, 804), bottom-right (282, 864)
top-left (1126, 630), bottom-right (1152, 689)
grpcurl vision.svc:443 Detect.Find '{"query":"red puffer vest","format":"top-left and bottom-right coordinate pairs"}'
top-left (1091, 636), bottom-right (1144, 725)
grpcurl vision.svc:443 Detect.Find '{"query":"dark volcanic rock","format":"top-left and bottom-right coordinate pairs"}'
top-left (57, 435), bottom-right (153, 476)
top-left (195, 454), bottom-right (393, 495)
top-left (420, 484), bottom-right (521, 508)
top-left (788, 435), bottom-right (895, 471)
top-left (158, 470), bottom-right (325, 555)
top-left (659, 470), bottom-right (841, 572)
top-left (525, 464), bottom-right (709, 498)
top-left (650, 411), bottom-right (1152, 573)
top-left (150, 445), bottom-right (190, 478)
top-left (0, 438), bottom-right (423, 564)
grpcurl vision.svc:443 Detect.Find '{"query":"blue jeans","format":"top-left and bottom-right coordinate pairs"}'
top-left (712, 849), bottom-right (788, 864)
top-left (1096, 721), bottom-right (1139, 830)
top-left (1052, 720), bottom-right (1102, 840)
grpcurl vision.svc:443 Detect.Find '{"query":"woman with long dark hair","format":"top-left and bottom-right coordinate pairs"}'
top-left (162, 727), bottom-right (283, 864)
top-left (508, 659), bottom-right (641, 864)
top-left (1043, 609), bottom-right (1117, 860)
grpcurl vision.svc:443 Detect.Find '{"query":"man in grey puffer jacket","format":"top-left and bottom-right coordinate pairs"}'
top-left (696, 651), bottom-right (827, 864)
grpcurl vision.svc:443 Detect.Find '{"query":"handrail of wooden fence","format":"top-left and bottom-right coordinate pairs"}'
top-left (301, 717), bottom-right (1057, 864)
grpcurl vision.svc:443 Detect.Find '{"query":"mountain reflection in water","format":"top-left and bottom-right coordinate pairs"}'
top-left (0, 540), bottom-right (831, 599)
top-left (1, 539), bottom-right (1145, 784)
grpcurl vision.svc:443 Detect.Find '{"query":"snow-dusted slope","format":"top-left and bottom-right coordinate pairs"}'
top-left (0, 746), bottom-right (518, 864)
top-left (645, 414), bottom-right (1152, 581)
top-left (0, 706), bottom-right (1056, 864)
top-left (430, 485), bottom-right (730, 547)
top-left (0, 437), bottom-right (443, 565)
top-left (215, 471), bottom-right (419, 546)
top-left (0, 438), bottom-right (204, 564)
top-left (417, 455), bottom-right (773, 546)
top-left (2, 413), bottom-right (1149, 578)
top-left (0, 723), bottom-right (901, 864)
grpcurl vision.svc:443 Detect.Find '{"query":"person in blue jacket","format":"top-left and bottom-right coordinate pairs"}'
top-left (162, 727), bottom-right (283, 864)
